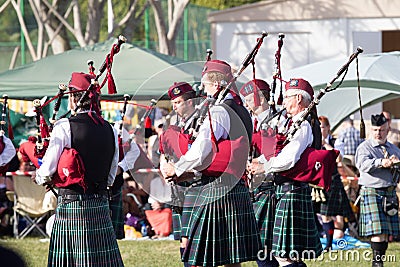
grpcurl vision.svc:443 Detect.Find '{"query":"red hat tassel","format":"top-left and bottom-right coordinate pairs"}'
top-left (144, 116), bottom-right (152, 140)
top-left (40, 115), bottom-right (50, 139)
top-left (7, 109), bottom-right (14, 140)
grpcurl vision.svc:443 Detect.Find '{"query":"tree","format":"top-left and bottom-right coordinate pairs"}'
top-left (149, 0), bottom-right (189, 56)
top-left (0, 0), bottom-right (148, 61)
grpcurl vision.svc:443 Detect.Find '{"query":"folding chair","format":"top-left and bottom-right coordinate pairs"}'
top-left (6, 175), bottom-right (56, 239)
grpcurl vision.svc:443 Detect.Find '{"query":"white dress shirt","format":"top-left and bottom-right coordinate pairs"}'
top-left (261, 111), bottom-right (313, 173)
top-left (174, 95), bottom-right (232, 176)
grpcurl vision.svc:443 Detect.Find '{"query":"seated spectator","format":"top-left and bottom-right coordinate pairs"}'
top-left (144, 175), bottom-right (172, 238)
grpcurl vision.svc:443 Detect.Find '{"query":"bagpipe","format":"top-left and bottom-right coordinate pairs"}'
top-left (162, 32), bottom-right (268, 180)
top-left (18, 36), bottom-right (126, 191)
top-left (269, 33), bottom-right (285, 114)
top-left (0, 94), bottom-right (14, 176)
top-left (275, 47), bottom-right (364, 190)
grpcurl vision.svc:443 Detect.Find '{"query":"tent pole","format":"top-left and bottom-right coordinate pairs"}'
top-left (20, 0), bottom-right (25, 65)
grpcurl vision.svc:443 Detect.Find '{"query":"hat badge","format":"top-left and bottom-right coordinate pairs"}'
top-left (173, 87), bottom-right (181, 95)
top-left (290, 79), bottom-right (299, 87)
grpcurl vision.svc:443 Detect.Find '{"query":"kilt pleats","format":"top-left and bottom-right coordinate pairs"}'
top-left (48, 197), bottom-right (124, 267)
top-left (320, 175), bottom-right (353, 217)
top-left (272, 184), bottom-right (322, 260)
top-left (182, 180), bottom-right (261, 266)
top-left (253, 183), bottom-right (276, 249)
top-left (109, 189), bottom-right (125, 239)
top-left (359, 187), bottom-right (400, 237)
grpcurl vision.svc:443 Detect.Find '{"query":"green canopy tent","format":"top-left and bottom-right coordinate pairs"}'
top-left (0, 39), bottom-right (204, 145)
top-left (0, 38), bottom-right (203, 100)
top-left (284, 51), bottom-right (400, 130)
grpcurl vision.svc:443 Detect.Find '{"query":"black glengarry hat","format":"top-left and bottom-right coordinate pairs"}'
top-left (371, 113), bottom-right (388, 126)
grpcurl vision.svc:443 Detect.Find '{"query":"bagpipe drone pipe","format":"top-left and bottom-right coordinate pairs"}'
top-left (18, 36), bottom-right (126, 192)
top-left (275, 47), bottom-right (364, 190)
top-left (162, 32), bottom-right (269, 179)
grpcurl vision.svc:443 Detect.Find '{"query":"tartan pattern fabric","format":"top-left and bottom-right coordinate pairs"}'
top-left (337, 126), bottom-right (363, 155)
top-left (181, 180), bottom-right (261, 266)
top-left (109, 189), bottom-right (125, 239)
top-left (272, 183), bottom-right (322, 259)
top-left (253, 183), bottom-right (276, 249)
top-left (48, 196), bottom-right (124, 267)
top-left (172, 211), bottom-right (182, 240)
top-left (320, 174), bottom-right (353, 217)
top-left (359, 187), bottom-right (400, 237)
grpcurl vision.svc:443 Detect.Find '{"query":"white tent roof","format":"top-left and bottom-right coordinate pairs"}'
top-left (285, 51), bottom-right (400, 129)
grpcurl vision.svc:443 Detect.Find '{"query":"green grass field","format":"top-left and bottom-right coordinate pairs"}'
top-left (1, 237), bottom-right (400, 267)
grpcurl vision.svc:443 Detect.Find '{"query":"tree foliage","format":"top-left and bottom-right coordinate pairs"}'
top-left (0, 0), bottom-right (260, 64)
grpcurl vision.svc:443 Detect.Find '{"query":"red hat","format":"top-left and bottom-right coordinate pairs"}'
top-left (202, 60), bottom-right (232, 78)
top-left (202, 59), bottom-right (240, 101)
top-left (285, 78), bottom-right (314, 99)
top-left (240, 79), bottom-right (270, 97)
top-left (168, 82), bottom-right (194, 100)
top-left (68, 72), bottom-right (94, 91)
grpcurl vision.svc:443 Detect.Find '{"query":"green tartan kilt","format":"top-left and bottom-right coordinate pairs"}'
top-left (181, 178), bottom-right (261, 266)
top-left (272, 183), bottom-right (322, 260)
top-left (109, 188), bottom-right (125, 239)
top-left (320, 174), bottom-right (353, 218)
top-left (253, 182), bottom-right (276, 249)
top-left (48, 196), bottom-right (124, 267)
top-left (359, 187), bottom-right (400, 237)
top-left (172, 211), bottom-right (182, 240)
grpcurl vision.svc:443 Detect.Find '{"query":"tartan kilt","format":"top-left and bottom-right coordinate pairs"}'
top-left (181, 178), bottom-right (261, 266)
top-left (48, 196), bottom-right (124, 267)
top-left (172, 211), bottom-right (182, 240)
top-left (109, 188), bottom-right (125, 239)
top-left (253, 182), bottom-right (276, 249)
top-left (273, 183), bottom-right (322, 259)
top-left (359, 187), bottom-right (400, 237)
top-left (320, 174), bottom-right (353, 218)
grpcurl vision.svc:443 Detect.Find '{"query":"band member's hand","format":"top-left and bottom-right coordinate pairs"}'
top-left (116, 166), bottom-right (123, 176)
top-left (381, 158), bottom-right (393, 168)
top-left (151, 201), bottom-right (163, 210)
top-left (250, 160), bottom-right (265, 175)
top-left (174, 172), bottom-right (195, 183)
top-left (390, 155), bottom-right (400, 164)
top-left (161, 162), bottom-right (176, 178)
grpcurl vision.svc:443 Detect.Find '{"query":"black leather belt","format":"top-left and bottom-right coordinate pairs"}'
top-left (375, 186), bottom-right (396, 192)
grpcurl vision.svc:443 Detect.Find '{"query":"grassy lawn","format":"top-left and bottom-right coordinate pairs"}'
top-left (1, 237), bottom-right (400, 266)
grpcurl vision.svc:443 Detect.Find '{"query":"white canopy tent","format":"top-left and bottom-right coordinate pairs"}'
top-left (284, 51), bottom-right (400, 130)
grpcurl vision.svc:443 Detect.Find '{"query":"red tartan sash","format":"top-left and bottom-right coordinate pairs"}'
top-left (160, 125), bottom-right (248, 178)
top-left (275, 133), bottom-right (339, 190)
top-left (252, 128), bottom-right (276, 160)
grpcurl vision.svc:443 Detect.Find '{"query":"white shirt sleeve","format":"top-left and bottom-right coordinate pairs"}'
top-left (36, 119), bottom-right (70, 185)
top-left (108, 126), bottom-right (119, 186)
top-left (118, 140), bottom-right (141, 172)
top-left (0, 135), bottom-right (16, 166)
top-left (264, 119), bottom-right (313, 173)
top-left (174, 105), bottom-right (230, 177)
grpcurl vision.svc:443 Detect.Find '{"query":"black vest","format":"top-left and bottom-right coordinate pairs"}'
top-left (68, 113), bottom-right (115, 193)
top-left (221, 99), bottom-right (253, 144)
